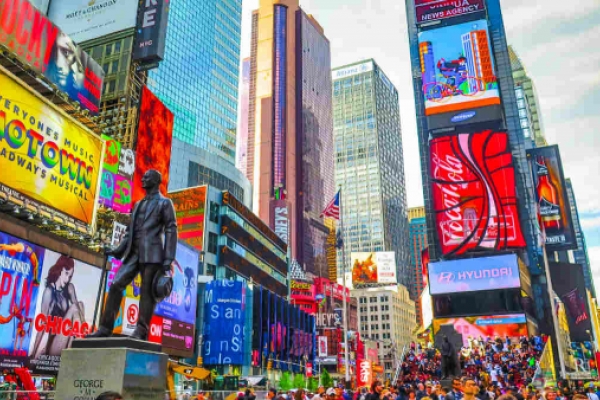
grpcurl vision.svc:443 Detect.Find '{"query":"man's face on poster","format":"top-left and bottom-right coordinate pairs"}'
top-left (54, 34), bottom-right (81, 87)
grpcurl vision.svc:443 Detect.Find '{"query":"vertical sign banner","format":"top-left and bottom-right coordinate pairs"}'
top-left (133, 86), bottom-right (174, 203)
top-left (203, 280), bottom-right (246, 365)
top-left (133, 0), bottom-right (171, 64)
top-left (317, 336), bottom-right (328, 357)
top-left (418, 19), bottom-right (499, 116)
top-left (0, 0), bottom-right (105, 113)
top-left (357, 359), bottom-right (373, 388)
top-left (0, 233), bottom-right (45, 369)
top-left (415, 0), bottom-right (485, 24)
top-left (111, 222), bottom-right (127, 247)
top-left (430, 130), bottom-right (526, 256)
top-left (270, 199), bottom-right (289, 244)
top-left (29, 250), bottom-right (102, 373)
top-left (548, 262), bottom-right (592, 342)
top-left (0, 71), bottom-right (104, 228)
top-left (527, 146), bottom-right (576, 250)
top-left (169, 187), bottom-right (207, 251)
top-left (118, 148), bottom-right (136, 181)
top-left (102, 135), bottom-right (121, 174)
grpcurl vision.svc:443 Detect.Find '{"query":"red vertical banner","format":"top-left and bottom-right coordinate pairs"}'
top-left (133, 86), bottom-right (174, 203)
top-left (306, 362), bottom-right (313, 377)
top-left (421, 247), bottom-right (429, 286)
top-left (357, 359), bottom-right (373, 388)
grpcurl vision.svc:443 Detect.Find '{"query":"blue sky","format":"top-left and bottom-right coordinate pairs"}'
top-left (239, 0), bottom-right (600, 290)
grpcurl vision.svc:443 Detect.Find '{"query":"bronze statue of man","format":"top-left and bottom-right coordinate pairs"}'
top-left (88, 169), bottom-right (178, 340)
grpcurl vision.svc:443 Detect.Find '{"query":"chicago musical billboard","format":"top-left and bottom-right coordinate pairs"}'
top-left (428, 254), bottom-right (521, 295)
top-left (527, 146), bottom-right (576, 250)
top-left (0, 0), bottom-right (104, 113)
top-left (351, 252), bottom-right (397, 285)
top-left (0, 71), bottom-right (103, 229)
top-left (418, 19), bottom-right (499, 116)
top-left (133, 86), bottom-right (174, 203)
top-left (430, 130), bottom-right (526, 256)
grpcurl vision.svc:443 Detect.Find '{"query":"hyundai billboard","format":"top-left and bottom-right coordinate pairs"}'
top-left (428, 254), bottom-right (521, 295)
top-left (418, 19), bottom-right (500, 116)
top-left (527, 146), bottom-right (576, 251)
top-left (430, 130), bottom-right (526, 256)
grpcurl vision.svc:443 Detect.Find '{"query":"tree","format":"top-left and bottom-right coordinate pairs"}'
top-left (308, 377), bottom-right (319, 392)
top-left (293, 373), bottom-right (306, 389)
top-left (321, 369), bottom-right (333, 389)
top-left (279, 371), bottom-right (293, 391)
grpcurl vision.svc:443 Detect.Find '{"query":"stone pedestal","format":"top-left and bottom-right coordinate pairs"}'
top-left (55, 338), bottom-right (168, 400)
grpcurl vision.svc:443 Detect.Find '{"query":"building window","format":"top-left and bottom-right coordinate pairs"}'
top-left (208, 232), bottom-right (218, 254)
top-left (225, 267), bottom-right (236, 281)
top-left (370, 297), bottom-right (377, 303)
top-left (206, 263), bottom-right (216, 276)
top-left (209, 201), bottom-right (219, 223)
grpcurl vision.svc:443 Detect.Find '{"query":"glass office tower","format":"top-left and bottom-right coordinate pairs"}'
top-left (148, 0), bottom-right (242, 163)
top-left (332, 60), bottom-right (410, 288)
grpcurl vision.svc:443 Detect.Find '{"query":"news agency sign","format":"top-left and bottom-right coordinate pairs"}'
top-left (415, 0), bottom-right (485, 24)
top-left (332, 61), bottom-right (373, 80)
top-left (428, 254), bottom-right (521, 295)
top-left (133, 0), bottom-right (171, 65)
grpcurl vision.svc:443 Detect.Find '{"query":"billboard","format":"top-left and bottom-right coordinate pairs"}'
top-left (105, 242), bottom-right (199, 357)
top-left (270, 199), bottom-right (289, 244)
top-left (420, 284), bottom-right (433, 328)
top-left (527, 146), bottom-right (576, 250)
top-left (133, 86), bottom-right (174, 203)
top-left (332, 61), bottom-right (373, 80)
top-left (0, 0), bottom-right (104, 113)
top-left (351, 252), bottom-right (397, 285)
top-left (548, 262), bottom-right (593, 343)
top-left (48, 0), bottom-right (139, 43)
top-left (29, 249), bottom-right (102, 373)
top-left (430, 130), bottom-right (526, 256)
top-left (415, 0), bottom-right (485, 24)
top-left (428, 254), bottom-right (521, 295)
top-left (418, 19), bottom-right (499, 116)
top-left (133, 0), bottom-right (170, 64)
top-left (203, 280), bottom-right (246, 365)
top-left (433, 314), bottom-right (528, 347)
top-left (357, 359), bottom-right (373, 389)
top-left (169, 186), bottom-right (207, 252)
top-left (0, 71), bottom-right (104, 228)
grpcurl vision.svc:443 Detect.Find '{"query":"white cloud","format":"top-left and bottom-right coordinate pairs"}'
top-left (588, 246), bottom-right (600, 294)
top-left (581, 216), bottom-right (600, 229)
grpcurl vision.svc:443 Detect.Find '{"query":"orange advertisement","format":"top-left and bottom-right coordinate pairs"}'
top-left (0, 70), bottom-right (103, 227)
top-left (168, 186), bottom-right (207, 251)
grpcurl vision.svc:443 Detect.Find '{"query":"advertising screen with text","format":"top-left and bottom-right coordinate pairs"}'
top-left (433, 314), bottom-right (528, 348)
top-left (428, 254), bottom-right (521, 295)
top-left (418, 19), bottom-right (499, 116)
top-left (430, 130), bottom-right (526, 256)
top-left (415, 0), bottom-right (485, 24)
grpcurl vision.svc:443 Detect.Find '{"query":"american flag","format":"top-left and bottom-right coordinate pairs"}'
top-left (320, 190), bottom-right (340, 220)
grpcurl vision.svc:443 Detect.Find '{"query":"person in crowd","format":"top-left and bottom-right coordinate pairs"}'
top-left (416, 383), bottom-right (427, 400)
top-left (445, 379), bottom-right (463, 400)
top-left (461, 380), bottom-right (478, 400)
top-left (587, 386), bottom-right (600, 400)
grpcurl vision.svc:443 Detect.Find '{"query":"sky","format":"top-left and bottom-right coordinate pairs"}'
top-left (239, 0), bottom-right (600, 290)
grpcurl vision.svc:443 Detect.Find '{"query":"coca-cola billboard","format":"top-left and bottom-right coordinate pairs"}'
top-left (429, 130), bottom-right (526, 256)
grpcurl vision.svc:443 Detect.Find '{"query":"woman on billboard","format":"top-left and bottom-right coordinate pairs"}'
top-left (31, 255), bottom-right (86, 357)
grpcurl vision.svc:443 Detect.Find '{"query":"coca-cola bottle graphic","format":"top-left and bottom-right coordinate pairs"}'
top-left (535, 156), bottom-right (562, 233)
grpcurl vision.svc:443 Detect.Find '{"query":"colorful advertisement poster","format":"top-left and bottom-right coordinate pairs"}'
top-left (203, 280), bottom-right (246, 365)
top-left (0, 71), bottom-right (104, 228)
top-left (430, 130), bottom-right (526, 256)
top-left (433, 314), bottom-right (528, 347)
top-left (118, 148), bottom-right (135, 181)
top-left (418, 19), bottom-right (500, 116)
top-left (0, 0), bottom-right (104, 113)
top-left (102, 135), bottom-right (121, 174)
top-left (351, 252), bottom-right (397, 285)
top-left (428, 254), bottom-right (521, 295)
top-left (169, 187), bottom-right (207, 251)
top-left (154, 243), bottom-right (199, 325)
top-left (527, 146), bottom-right (576, 250)
top-left (0, 233), bottom-right (45, 369)
top-left (99, 170), bottom-right (115, 208)
top-left (415, 0), bottom-right (485, 24)
top-left (28, 250), bottom-right (102, 373)
top-left (357, 359), bottom-right (373, 389)
top-left (548, 262), bottom-right (592, 343)
top-left (113, 175), bottom-right (133, 214)
top-left (133, 86), bottom-right (173, 203)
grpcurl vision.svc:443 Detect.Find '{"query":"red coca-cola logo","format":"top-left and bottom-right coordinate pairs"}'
top-left (430, 130), bottom-right (526, 256)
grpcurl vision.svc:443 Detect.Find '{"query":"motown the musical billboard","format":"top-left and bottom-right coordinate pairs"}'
top-left (0, 70), bottom-right (103, 228)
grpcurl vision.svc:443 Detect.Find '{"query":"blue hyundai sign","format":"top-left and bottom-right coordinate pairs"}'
top-left (202, 280), bottom-right (247, 365)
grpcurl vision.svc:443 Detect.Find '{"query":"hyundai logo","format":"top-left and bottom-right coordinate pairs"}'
top-left (451, 110), bottom-right (476, 123)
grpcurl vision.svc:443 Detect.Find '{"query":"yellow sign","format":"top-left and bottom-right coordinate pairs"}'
top-left (0, 70), bottom-right (103, 226)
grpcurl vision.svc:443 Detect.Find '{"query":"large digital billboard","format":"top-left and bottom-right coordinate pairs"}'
top-left (415, 0), bottom-right (485, 24)
top-left (418, 19), bottom-right (500, 116)
top-left (433, 314), bottom-right (528, 348)
top-left (351, 252), bottom-right (397, 285)
top-left (169, 186), bottom-right (207, 252)
top-left (133, 86), bottom-right (174, 203)
top-left (203, 280), bottom-right (246, 365)
top-left (548, 262), bottom-right (592, 343)
top-left (430, 130), bottom-right (526, 256)
top-left (0, 231), bottom-right (102, 373)
top-left (48, 0), bottom-right (139, 43)
top-left (133, 0), bottom-right (171, 65)
top-left (428, 254), bottom-right (521, 295)
top-left (527, 146), bottom-right (576, 250)
top-left (420, 284), bottom-right (433, 329)
top-left (0, 0), bottom-right (104, 113)
top-left (0, 71), bottom-right (104, 229)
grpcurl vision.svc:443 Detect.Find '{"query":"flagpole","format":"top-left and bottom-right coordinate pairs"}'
top-left (339, 186), bottom-right (351, 386)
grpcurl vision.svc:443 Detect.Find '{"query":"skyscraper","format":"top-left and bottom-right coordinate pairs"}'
top-left (237, 58), bottom-right (251, 178)
top-left (408, 207), bottom-right (428, 325)
top-left (509, 45), bottom-right (547, 147)
top-left (248, 0), bottom-right (334, 275)
top-left (332, 60), bottom-right (410, 288)
top-left (148, 0), bottom-right (241, 160)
